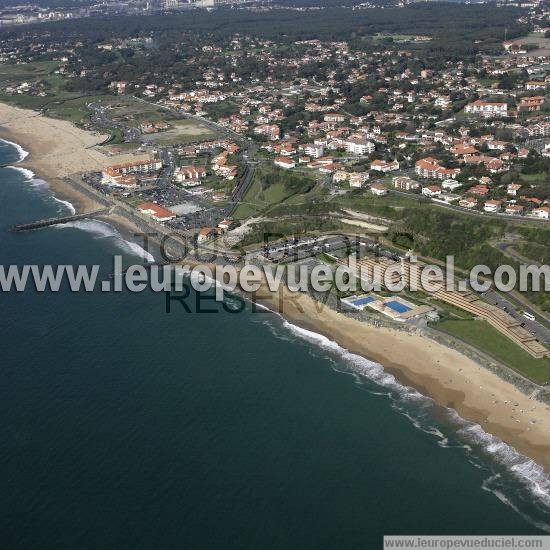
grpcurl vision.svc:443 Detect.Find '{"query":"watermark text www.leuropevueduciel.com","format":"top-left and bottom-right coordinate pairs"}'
top-left (1, 232), bottom-right (549, 299)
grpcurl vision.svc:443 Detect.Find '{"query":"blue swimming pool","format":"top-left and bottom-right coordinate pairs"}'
top-left (385, 300), bottom-right (411, 314)
top-left (351, 296), bottom-right (375, 306)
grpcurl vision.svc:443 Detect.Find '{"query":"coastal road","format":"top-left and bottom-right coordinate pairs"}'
top-left (483, 288), bottom-right (550, 344)
top-left (389, 187), bottom-right (549, 224)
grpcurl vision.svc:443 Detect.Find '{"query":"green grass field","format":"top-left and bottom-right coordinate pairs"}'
top-left (0, 60), bottom-right (59, 82)
top-left (435, 319), bottom-right (550, 385)
top-left (0, 61), bottom-right (82, 111)
top-left (46, 94), bottom-right (111, 125)
top-left (520, 172), bottom-right (549, 185)
top-left (107, 98), bottom-right (172, 123)
top-left (144, 120), bottom-right (216, 146)
top-left (233, 164), bottom-right (319, 220)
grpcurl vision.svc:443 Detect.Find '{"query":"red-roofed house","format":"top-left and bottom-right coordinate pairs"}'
top-left (518, 96), bottom-right (545, 112)
top-left (274, 157), bottom-right (295, 170)
top-left (533, 207), bottom-right (550, 220)
top-left (137, 202), bottom-right (177, 222)
top-left (459, 197), bottom-right (477, 209)
top-left (415, 157), bottom-right (460, 180)
top-left (505, 204), bottom-right (524, 215)
top-left (422, 185), bottom-right (442, 197)
top-left (370, 159), bottom-right (399, 173)
top-left (507, 183), bottom-right (522, 196)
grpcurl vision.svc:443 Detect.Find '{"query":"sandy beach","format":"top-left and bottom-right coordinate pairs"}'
top-left (0, 102), bottom-right (147, 213)
top-left (2, 100), bottom-right (550, 474)
top-left (253, 282), bottom-right (550, 473)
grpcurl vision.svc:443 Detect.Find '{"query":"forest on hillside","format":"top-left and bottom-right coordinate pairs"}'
top-left (1, 3), bottom-right (527, 61)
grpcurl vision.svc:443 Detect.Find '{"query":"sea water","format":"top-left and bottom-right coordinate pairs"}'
top-left (0, 139), bottom-right (549, 549)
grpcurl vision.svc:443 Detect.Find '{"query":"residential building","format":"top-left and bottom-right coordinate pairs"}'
top-left (441, 179), bottom-right (462, 191)
top-left (370, 159), bottom-right (399, 173)
top-left (345, 137), bottom-right (375, 155)
top-left (422, 185), bottom-right (442, 197)
top-left (507, 183), bottom-right (522, 196)
top-left (393, 176), bottom-right (420, 191)
top-left (197, 227), bottom-right (219, 243)
top-left (533, 207), bottom-right (550, 219)
top-left (459, 197), bottom-right (477, 209)
top-left (464, 100), bottom-right (508, 118)
top-left (415, 157), bottom-right (460, 180)
top-left (324, 113), bottom-right (345, 123)
top-left (303, 143), bottom-right (324, 159)
top-left (175, 166), bottom-right (207, 183)
top-left (518, 96), bottom-right (545, 112)
top-left (370, 183), bottom-right (388, 196)
top-left (349, 172), bottom-right (369, 188)
top-left (274, 157), bottom-right (295, 169)
top-left (332, 170), bottom-right (349, 183)
top-left (505, 204), bottom-right (524, 215)
top-left (484, 200), bottom-right (502, 213)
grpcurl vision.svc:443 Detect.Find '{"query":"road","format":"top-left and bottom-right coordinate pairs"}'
top-left (389, 187), bottom-right (549, 223)
top-left (127, 95), bottom-right (260, 218)
top-left (483, 288), bottom-right (550, 344)
top-left (243, 234), bottom-right (384, 264)
top-left (88, 102), bottom-right (140, 142)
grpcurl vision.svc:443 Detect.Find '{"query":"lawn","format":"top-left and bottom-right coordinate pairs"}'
top-left (0, 61), bottom-right (82, 111)
top-left (45, 94), bottom-right (112, 125)
top-left (434, 318), bottom-right (550, 385)
top-left (331, 189), bottom-right (422, 219)
top-left (520, 172), bottom-right (549, 185)
top-left (233, 201), bottom-right (259, 220)
top-left (107, 98), bottom-right (171, 123)
top-left (0, 60), bottom-right (59, 82)
top-left (145, 120), bottom-right (216, 146)
top-left (233, 164), bottom-right (319, 220)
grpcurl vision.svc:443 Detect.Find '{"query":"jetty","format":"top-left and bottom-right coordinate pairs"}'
top-left (10, 208), bottom-right (110, 233)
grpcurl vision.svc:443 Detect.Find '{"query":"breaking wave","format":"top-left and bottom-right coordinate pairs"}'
top-left (57, 218), bottom-right (155, 262)
top-left (51, 196), bottom-right (76, 215)
top-left (260, 313), bottom-right (550, 531)
top-left (6, 165), bottom-right (35, 180)
top-left (0, 138), bottom-right (29, 162)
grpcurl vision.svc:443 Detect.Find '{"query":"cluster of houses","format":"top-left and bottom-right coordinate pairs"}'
top-left (388, 174), bottom-right (550, 219)
top-left (3, 13), bottom-right (549, 241)
top-left (172, 140), bottom-right (240, 193)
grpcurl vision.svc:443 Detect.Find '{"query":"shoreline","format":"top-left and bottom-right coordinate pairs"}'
top-left (2, 101), bottom-right (550, 486)
top-left (253, 284), bottom-right (550, 475)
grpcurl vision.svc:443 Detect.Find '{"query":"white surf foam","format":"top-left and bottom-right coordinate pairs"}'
top-left (482, 475), bottom-right (550, 533)
top-left (51, 196), bottom-right (76, 215)
top-left (6, 165), bottom-right (35, 180)
top-left (260, 313), bottom-right (550, 528)
top-left (2, 143), bottom-right (75, 208)
top-left (58, 219), bottom-right (155, 262)
top-left (0, 138), bottom-right (29, 161)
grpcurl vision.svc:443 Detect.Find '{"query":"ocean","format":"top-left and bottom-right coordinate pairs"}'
top-left (1, 138), bottom-right (549, 549)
